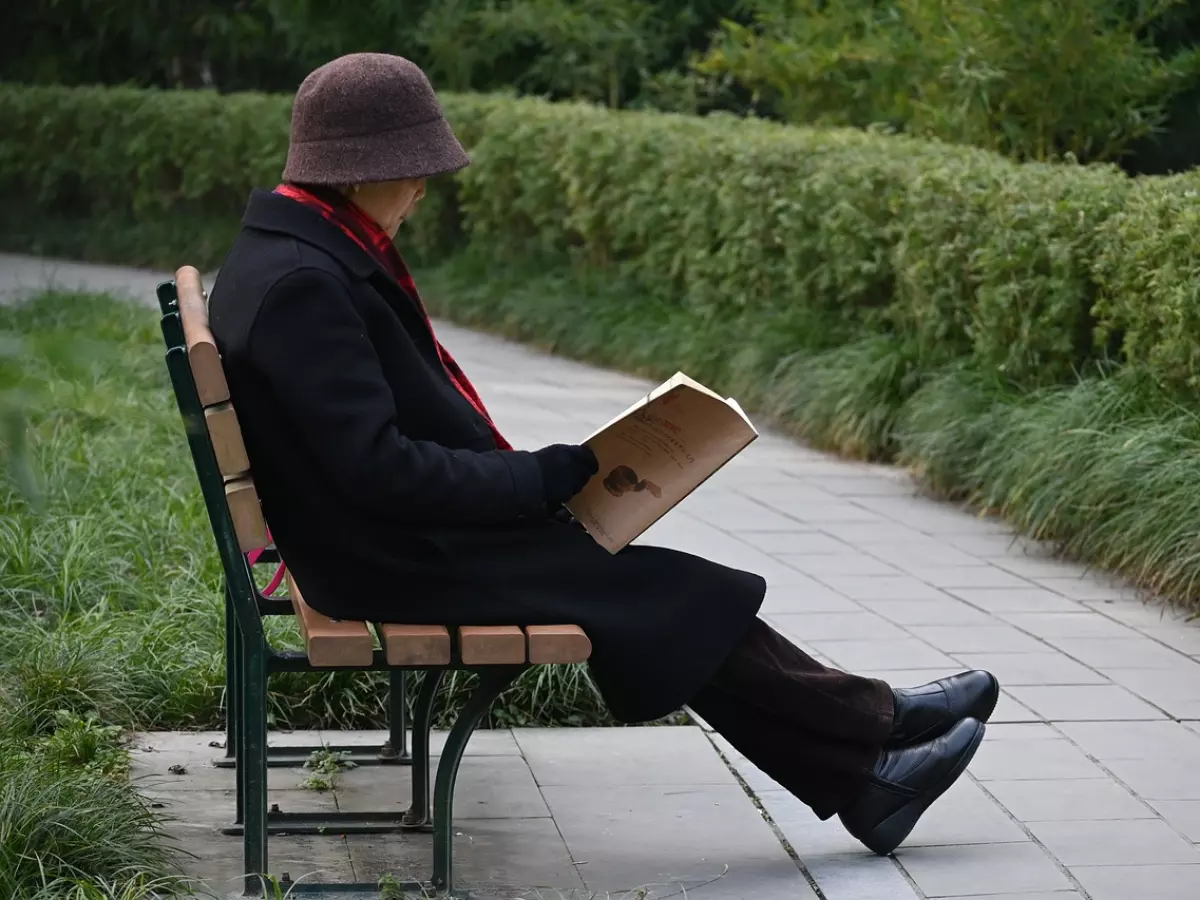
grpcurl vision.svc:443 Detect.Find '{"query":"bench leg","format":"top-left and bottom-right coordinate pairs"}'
top-left (219, 650), bottom-right (408, 771)
top-left (224, 587), bottom-right (240, 766)
top-left (431, 667), bottom-right (524, 894)
top-left (240, 632), bottom-right (270, 896)
top-left (404, 670), bottom-right (443, 828)
top-left (385, 669), bottom-right (410, 762)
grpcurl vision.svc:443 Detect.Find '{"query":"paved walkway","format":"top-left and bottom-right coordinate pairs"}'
top-left (7, 254), bottom-right (1200, 899)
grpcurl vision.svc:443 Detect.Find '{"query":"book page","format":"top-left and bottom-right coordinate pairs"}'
top-left (566, 374), bottom-right (757, 553)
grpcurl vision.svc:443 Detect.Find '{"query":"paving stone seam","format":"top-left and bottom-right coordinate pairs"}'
top-left (909, 771), bottom-right (1097, 900)
top-left (700, 731), bottom-right (834, 900)
top-left (510, 738), bottom-right (592, 893)
top-left (728, 485), bottom-right (845, 531)
top-left (1040, 720), bottom-right (1200, 850)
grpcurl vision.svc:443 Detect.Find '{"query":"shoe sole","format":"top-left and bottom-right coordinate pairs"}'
top-left (864, 718), bottom-right (987, 856)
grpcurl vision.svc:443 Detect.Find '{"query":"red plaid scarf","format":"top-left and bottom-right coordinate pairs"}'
top-left (274, 182), bottom-right (512, 451)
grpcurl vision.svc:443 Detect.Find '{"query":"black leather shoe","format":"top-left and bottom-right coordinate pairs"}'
top-left (839, 717), bottom-right (986, 856)
top-left (885, 670), bottom-right (999, 750)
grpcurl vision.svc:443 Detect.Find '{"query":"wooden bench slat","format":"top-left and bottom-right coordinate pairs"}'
top-left (175, 266), bottom-right (229, 407)
top-left (287, 574), bottom-right (374, 667)
top-left (376, 623), bottom-right (452, 666)
top-left (205, 403), bottom-right (251, 477)
top-left (225, 477), bottom-right (269, 553)
top-left (526, 624), bottom-right (592, 664)
top-left (460, 625), bottom-right (526, 665)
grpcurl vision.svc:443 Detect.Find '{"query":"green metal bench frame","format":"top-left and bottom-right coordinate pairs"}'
top-left (156, 277), bottom-right (535, 897)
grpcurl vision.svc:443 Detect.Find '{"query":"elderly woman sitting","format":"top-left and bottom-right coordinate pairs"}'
top-left (207, 52), bottom-right (997, 857)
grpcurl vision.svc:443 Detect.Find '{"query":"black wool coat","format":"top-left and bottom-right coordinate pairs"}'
top-left (208, 190), bottom-right (766, 723)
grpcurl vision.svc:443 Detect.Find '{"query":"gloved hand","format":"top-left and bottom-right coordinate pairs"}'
top-left (552, 505), bottom-right (586, 531)
top-left (533, 443), bottom-right (599, 510)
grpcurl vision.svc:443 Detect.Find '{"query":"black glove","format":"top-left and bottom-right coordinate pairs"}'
top-left (533, 443), bottom-right (599, 510)
top-left (552, 506), bottom-right (586, 531)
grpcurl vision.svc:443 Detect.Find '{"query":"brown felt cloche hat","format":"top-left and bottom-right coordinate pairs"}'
top-left (282, 52), bottom-right (470, 185)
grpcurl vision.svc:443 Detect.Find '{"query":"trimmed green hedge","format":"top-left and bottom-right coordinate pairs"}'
top-left (2, 83), bottom-right (1160, 388)
top-left (6, 83), bottom-right (1200, 607)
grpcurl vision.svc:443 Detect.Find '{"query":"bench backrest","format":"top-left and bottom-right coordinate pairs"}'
top-left (157, 266), bottom-right (268, 638)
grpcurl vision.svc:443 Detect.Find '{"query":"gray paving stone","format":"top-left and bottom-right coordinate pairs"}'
top-left (800, 854), bottom-right (920, 900)
top-left (999, 611), bottom-right (1140, 639)
top-left (808, 638), bottom-right (959, 671)
top-left (736, 531), bottom-right (849, 555)
top-left (867, 541), bottom-right (989, 570)
top-left (990, 554), bottom-right (1098, 580)
top-left (852, 496), bottom-right (1004, 536)
top-left (896, 842), bottom-right (1072, 896)
top-left (908, 624), bottom-right (1048, 654)
top-left (771, 611), bottom-right (910, 642)
top-left (1102, 757), bottom-right (1200, 800)
top-left (144, 786), bottom-right (337, 827)
top-left (348, 817), bottom-right (585, 893)
top-left (903, 566), bottom-right (1036, 590)
top-left (952, 652), bottom-right (1108, 686)
top-left (1105, 667), bottom-right (1200, 719)
top-left (1070, 864), bottom-right (1200, 900)
top-left (937, 894), bottom-right (1082, 900)
top-left (1028, 819), bottom-right (1200, 867)
top-left (1035, 576), bottom-right (1140, 602)
top-left (1148, 800), bottom-right (1200, 842)
top-left (735, 481), bottom-right (847, 509)
top-left (1082, 599), bottom-right (1188, 630)
top-left (984, 723), bottom-right (1062, 741)
top-left (983, 778), bottom-right (1154, 822)
top-left (336, 754), bottom-right (552, 819)
top-left (1056, 720), bottom-right (1200, 760)
top-left (176, 828), bottom-right (356, 893)
top-left (947, 587), bottom-right (1086, 614)
top-left (513, 727), bottom-right (733, 786)
top-left (540, 783), bottom-right (806, 896)
top-left (1140, 625), bottom-right (1200, 656)
top-left (819, 522), bottom-right (934, 545)
top-left (1044, 637), bottom-right (1194, 670)
top-left (905, 778), bottom-right (1029, 846)
top-left (969, 738), bottom-right (1109, 781)
top-left (817, 575), bottom-right (952, 601)
top-left (677, 488), bottom-right (805, 532)
top-left (806, 473), bottom-right (917, 498)
top-left (858, 597), bottom-right (998, 626)
top-left (777, 553), bottom-right (904, 577)
top-left (942, 533), bottom-right (1041, 557)
top-left (1005, 684), bottom-right (1168, 721)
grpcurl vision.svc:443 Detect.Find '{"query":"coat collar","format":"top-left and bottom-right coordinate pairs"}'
top-left (241, 188), bottom-right (377, 280)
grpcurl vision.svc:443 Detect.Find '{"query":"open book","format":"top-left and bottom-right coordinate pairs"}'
top-left (565, 372), bottom-right (758, 553)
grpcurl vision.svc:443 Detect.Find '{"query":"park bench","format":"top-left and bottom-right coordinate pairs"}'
top-left (155, 266), bottom-right (592, 897)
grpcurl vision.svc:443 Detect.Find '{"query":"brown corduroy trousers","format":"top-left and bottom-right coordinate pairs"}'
top-left (688, 618), bottom-right (895, 820)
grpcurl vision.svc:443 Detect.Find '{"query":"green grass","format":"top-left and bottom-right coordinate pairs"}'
top-left (0, 700), bottom-right (192, 900)
top-left (899, 365), bottom-right (1200, 605)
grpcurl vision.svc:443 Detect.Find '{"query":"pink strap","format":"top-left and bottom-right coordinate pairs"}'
top-left (247, 529), bottom-right (287, 596)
